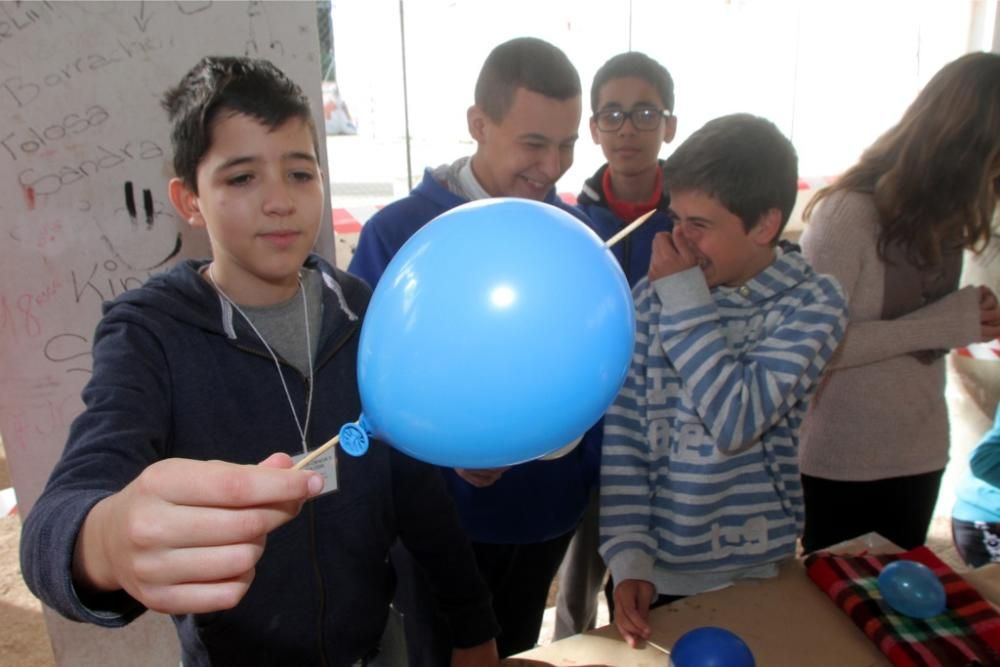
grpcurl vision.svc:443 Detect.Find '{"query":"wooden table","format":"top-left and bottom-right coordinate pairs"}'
top-left (508, 534), bottom-right (1000, 666)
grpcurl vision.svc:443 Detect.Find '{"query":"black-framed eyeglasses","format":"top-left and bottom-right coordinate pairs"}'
top-left (595, 107), bottom-right (672, 132)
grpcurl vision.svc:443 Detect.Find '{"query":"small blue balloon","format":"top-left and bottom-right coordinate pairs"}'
top-left (877, 560), bottom-right (947, 619)
top-left (669, 626), bottom-right (756, 667)
top-left (358, 198), bottom-right (635, 468)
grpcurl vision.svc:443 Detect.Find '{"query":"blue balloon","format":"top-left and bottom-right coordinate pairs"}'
top-left (877, 560), bottom-right (947, 619)
top-left (357, 198), bottom-right (635, 468)
top-left (669, 627), bottom-right (756, 667)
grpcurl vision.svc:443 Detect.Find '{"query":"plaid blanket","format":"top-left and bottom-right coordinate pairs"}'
top-left (805, 546), bottom-right (1000, 666)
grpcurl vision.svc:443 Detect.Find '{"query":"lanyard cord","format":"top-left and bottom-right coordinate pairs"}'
top-left (208, 264), bottom-right (315, 454)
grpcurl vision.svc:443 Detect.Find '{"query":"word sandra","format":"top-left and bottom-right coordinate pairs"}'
top-left (1, 105), bottom-right (110, 162)
top-left (18, 140), bottom-right (164, 198)
top-left (1, 36), bottom-right (162, 109)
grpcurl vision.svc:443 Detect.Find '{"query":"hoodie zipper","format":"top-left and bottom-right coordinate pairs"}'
top-left (225, 295), bottom-right (361, 664)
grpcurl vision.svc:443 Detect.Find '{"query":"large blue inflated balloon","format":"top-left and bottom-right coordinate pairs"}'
top-left (357, 198), bottom-right (635, 468)
top-left (877, 560), bottom-right (947, 619)
top-left (669, 626), bottom-right (756, 667)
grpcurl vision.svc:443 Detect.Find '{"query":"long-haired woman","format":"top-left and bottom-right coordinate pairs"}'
top-left (799, 51), bottom-right (1000, 552)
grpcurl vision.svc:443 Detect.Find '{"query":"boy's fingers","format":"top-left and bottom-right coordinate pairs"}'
top-left (133, 541), bottom-right (266, 586)
top-left (141, 459), bottom-right (318, 508)
top-left (138, 574), bottom-right (257, 616)
top-left (258, 452), bottom-right (295, 469)
top-left (615, 616), bottom-right (645, 648)
top-left (619, 602), bottom-right (651, 639)
top-left (134, 505), bottom-right (299, 549)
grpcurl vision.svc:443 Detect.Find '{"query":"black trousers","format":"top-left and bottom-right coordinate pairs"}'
top-left (472, 529), bottom-right (576, 657)
top-left (801, 469), bottom-right (944, 553)
top-left (951, 518), bottom-right (1000, 568)
top-left (392, 527), bottom-right (576, 665)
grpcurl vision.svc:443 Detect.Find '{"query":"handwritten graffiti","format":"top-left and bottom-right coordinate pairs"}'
top-left (176, 1), bottom-right (213, 16)
top-left (71, 260), bottom-right (147, 307)
top-left (0, 394), bottom-right (81, 453)
top-left (0, 104), bottom-right (110, 162)
top-left (0, 1), bottom-right (56, 45)
top-left (0, 276), bottom-right (62, 342)
top-left (244, 1), bottom-right (283, 57)
top-left (17, 139), bottom-right (164, 199)
top-left (44, 332), bottom-right (92, 374)
top-left (99, 185), bottom-right (183, 271)
top-left (0, 37), bottom-right (163, 110)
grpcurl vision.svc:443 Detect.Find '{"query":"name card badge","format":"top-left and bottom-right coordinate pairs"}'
top-left (292, 448), bottom-right (338, 495)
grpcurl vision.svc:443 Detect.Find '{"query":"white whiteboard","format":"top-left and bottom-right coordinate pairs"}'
top-left (0, 0), bottom-right (332, 520)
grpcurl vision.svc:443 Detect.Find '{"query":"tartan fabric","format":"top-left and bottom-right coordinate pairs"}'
top-left (805, 546), bottom-right (1000, 666)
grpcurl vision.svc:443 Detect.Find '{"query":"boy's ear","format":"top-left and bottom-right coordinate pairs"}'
top-left (168, 178), bottom-right (205, 229)
top-left (663, 114), bottom-right (678, 143)
top-left (467, 105), bottom-right (488, 143)
top-left (589, 115), bottom-right (600, 144)
top-left (750, 208), bottom-right (783, 246)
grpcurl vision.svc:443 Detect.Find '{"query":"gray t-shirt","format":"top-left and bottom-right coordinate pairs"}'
top-left (241, 267), bottom-right (323, 376)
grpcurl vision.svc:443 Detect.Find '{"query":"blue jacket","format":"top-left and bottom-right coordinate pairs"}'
top-left (576, 162), bottom-right (675, 286)
top-left (349, 167), bottom-right (597, 543)
top-left (20, 256), bottom-right (497, 666)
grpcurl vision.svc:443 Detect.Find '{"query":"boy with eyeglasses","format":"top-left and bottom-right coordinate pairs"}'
top-left (553, 50), bottom-right (678, 641)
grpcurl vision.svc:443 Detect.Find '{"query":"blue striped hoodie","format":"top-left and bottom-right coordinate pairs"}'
top-left (600, 248), bottom-right (846, 596)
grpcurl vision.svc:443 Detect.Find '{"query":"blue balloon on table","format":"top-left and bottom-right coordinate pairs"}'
top-left (669, 626), bottom-right (756, 667)
top-left (355, 198), bottom-right (635, 468)
top-left (877, 560), bottom-right (947, 619)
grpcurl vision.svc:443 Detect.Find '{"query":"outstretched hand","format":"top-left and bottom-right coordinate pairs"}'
top-left (73, 453), bottom-right (323, 615)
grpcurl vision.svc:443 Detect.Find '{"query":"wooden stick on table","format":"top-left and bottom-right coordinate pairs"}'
top-left (646, 639), bottom-right (671, 656)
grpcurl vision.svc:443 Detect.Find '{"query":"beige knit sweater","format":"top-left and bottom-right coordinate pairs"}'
top-left (799, 190), bottom-right (981, 481)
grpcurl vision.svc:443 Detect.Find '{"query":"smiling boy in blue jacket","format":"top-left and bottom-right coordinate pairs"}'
top-left (349, 37), bottom-right (593, 660)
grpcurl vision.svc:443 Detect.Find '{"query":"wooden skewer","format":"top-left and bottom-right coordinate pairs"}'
top-left (646, 639), bottom-right (671, 655)
top-left (292, 434), bottom-right (340, 470)
top-left (603, 209), bottom-right (658, 249)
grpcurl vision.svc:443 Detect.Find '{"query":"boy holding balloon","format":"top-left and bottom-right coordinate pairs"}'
top-left (20, 56), bottom-right (500, 666)
top-left (349, 37), bottom-right (595, 660)
top-left (599, 113), bottom-right (848, 647)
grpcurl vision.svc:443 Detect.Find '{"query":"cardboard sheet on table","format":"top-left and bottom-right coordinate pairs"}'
top-left (512, 556), bottom-right (889, 666)
top-left (963, 563), bottom-right (1000, 609)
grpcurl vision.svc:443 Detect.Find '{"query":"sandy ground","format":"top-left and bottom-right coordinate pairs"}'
top-left (0, 441), bottom-right (56, 667)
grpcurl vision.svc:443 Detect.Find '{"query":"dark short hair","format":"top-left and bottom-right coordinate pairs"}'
top-left (663, 113), bottom-right (798, 237)
top-left (162, 56), bottom-right (317, 191)
top-left (590, 51), bottom-right (674, 113)
top-left (474, 37), bottom-right (581, 121)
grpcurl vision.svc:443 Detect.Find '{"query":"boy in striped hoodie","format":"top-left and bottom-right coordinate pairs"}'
top-left (599, 113), bottom-right (847, 648)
